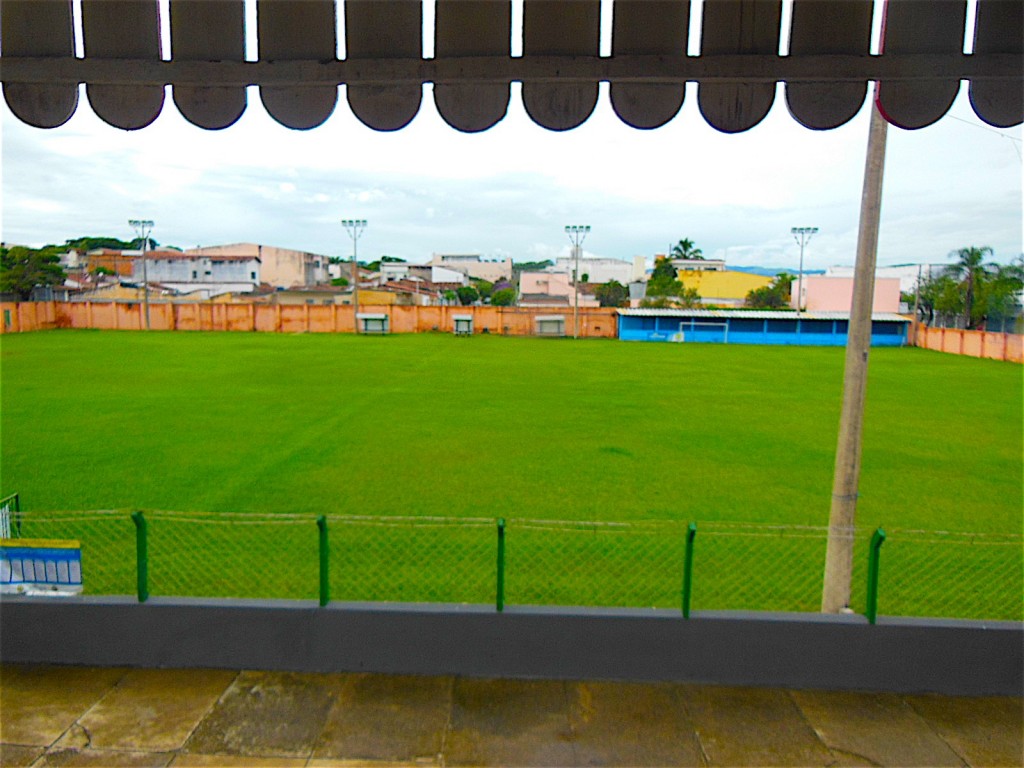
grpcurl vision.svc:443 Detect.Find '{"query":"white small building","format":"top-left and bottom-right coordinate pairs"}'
top-left (669, 258), bottom-right (726, 272)
top-left (548, 255), bottom-right (646, 285)
top-left (380, 262), bottom-right (411, 282)
top-left (431, 254), bottom-right (513, 283)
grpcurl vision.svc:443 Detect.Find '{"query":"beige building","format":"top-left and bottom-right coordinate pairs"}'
top-left (430, 254), bottom-right (513, 283)
top-left (186, 243), bottom-right (329, 288)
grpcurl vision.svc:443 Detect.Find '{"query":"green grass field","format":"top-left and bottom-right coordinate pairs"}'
top-left (2, 331), bottom-right (1021, 618)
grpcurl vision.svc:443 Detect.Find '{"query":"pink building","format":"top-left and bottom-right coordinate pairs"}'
top-left (519, 271), bottom-right (572, 298)
top-left (518, 271), bottom-right (599, 307)
top-left (793, 276), bottom-right (901, 313)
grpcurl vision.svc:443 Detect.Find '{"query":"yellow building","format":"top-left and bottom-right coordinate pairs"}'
top-left (677, 270), bottom-right (772, 307)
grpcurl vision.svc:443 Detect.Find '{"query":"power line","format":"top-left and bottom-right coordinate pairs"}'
top-left (947, 115), bottom-right (1023, 161)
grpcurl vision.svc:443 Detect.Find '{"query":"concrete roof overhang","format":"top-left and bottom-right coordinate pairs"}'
top-left (1, 0), bottom-right (1021, 134)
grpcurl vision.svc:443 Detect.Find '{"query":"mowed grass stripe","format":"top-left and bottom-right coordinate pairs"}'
top-left (4, 330), bottom-right (1020, 618)
top-left (1, 330), bottom-right (1020, 533)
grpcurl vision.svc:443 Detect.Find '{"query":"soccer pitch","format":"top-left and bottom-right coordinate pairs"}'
top-left (2, 330), bottom-right (1020, 532)
top-left (2, 331), bottom-right (1021, 619)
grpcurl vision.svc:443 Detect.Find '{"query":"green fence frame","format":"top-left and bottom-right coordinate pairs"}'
top-left (130, 511), bottom-right (149, 603)
top-left (866, 527), bottom-right (887, 624)
top-left (0, 493), bottom-right (21, 538)
top-left (94, 512), bottom-right (956, 625)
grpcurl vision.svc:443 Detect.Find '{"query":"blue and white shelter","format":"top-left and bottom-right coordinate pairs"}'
top-left (617, 309), bottom-right (910, 346)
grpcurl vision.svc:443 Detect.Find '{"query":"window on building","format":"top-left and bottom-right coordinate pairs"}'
top-left (251, 272), bottom-right (256, 280)
top-left (192, 270), bottom-right (197, 279)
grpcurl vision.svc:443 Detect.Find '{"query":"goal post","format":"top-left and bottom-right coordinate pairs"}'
top-left (677, 320), bottom-right (729, 344)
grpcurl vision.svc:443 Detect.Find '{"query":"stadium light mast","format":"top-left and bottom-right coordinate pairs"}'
top-left (129, 219), bottom-right (154, 330)
top-left (565, 225), bottom-right (590, 339)
top-left (791, 226), bottom-right (818, 316)
top-left (342, 219), bottom-right (367, 334)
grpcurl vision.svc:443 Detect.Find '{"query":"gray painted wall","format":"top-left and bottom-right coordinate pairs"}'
top-left (2, 597), bottom-right (1020, 696)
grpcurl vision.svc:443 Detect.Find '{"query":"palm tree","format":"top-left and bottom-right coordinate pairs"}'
top-left (670, 238), bottom-right (704, 260)
top-left (946, 246), bottom-right (993, 329)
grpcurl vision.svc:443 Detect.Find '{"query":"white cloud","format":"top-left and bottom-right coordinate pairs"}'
top-left (1, 78), bottom-right (1020, 269)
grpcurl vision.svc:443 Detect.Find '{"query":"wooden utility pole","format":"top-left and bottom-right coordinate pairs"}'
top-left (821, 95), bottom-right (889, 613)
top-left (911, 264), bottom-right (922, 345)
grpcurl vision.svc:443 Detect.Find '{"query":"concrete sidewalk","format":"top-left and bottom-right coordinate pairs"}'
top-left (1, 665), bottom-right (1021, 767)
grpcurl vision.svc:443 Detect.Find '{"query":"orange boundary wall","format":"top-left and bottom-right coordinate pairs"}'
top-left (911, 323), bottom-right (1023, 364)
top-left (0, 301), bottom-right (619, 339)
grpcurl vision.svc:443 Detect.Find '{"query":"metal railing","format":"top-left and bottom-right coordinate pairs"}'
top-left (5, 511), bottom-right (1021, 622)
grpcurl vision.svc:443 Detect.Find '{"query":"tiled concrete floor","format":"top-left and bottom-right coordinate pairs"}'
top-left (1, 664), bottom-right (1021, 767)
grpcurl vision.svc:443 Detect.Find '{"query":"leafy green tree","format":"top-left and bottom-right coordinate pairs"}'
top-left (676, 286), bottom-right (702, 308)
top-left (745, 273), bottom-right (794, 309)
top-left (365, 255), bottom-right (405, 272)
top-left (594, 280), bottom-right (628, 307)
top-left (64, 236), bottom-right (134, 252)
top-left (650, 255), bottom-right (677, 282)
top-left (916, 251), bottom-right (1023, 329)
top-left (639, 296), bottom-right (674, 308)
top-left (0, 245), bottom-right (66, 300)
top-left (473, 279), bottom-right (494, 299)
top-left (671, 238), bottom-right (704, 260)
top-left (947, 246), bottom-right (993, 329)
top-left (490, 287), bottom-right (516, 306)
top-left (976, 259), bottom-right (1024, 330)
top-left (442, 289), bottom-right (457, 304)
top-left (128, 237), bottom-right (160, 251)
top-left (646, 257), bottom-right (684, 299)
top-left (456, 285), bottom-right (480, 305)
top-left (580, 273), bottom-right (589, 283)
top-left (642, 258), bottom-right (701, 307)
top-left (513, 260), bottom-right (554, 274)
top-left (331, 277), bottom-right (349, 287)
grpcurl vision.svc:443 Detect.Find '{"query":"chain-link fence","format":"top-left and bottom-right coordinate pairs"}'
top-left (505, 519), bottom-right (686, 608)
top-left (330, 516), bottom-right (495, 604)
top-left (879, 529), bottom-right (1023, 621)
top-left (3, 511), bottom-right (1020, 621)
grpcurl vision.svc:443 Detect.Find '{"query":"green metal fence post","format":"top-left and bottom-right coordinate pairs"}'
top-left (317, 515), bottom-right (329, 606)
top-left (130, 511), bottom-right (149, 603)
top-left (682, 522), bottom-right (697, 618)
top-left (496, 518), bottom-right (506, 612)
top-left (0, 492), bottom-right (21, 537)
top-left (866, 527), bottom-right (886, 624)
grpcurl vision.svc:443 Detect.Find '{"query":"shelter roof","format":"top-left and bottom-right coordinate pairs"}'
top-left (618, 308), bottom-right (911, 322)
top-left (2, 0), bottom-right (1019, 133)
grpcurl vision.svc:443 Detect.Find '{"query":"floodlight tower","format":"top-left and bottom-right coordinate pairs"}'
top-left (565, 225), bottom-right (590, 339)
top-left (129, 219), bottom-right (154, 329)
top-left (791, 226), bottom-right (818, 315)
top-left (342, 219), bottom-right (367, 333)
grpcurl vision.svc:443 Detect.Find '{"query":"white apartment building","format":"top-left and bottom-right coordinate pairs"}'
top-left (133, 250), bottom-right (260, 296)
top-left (186, 243), bottom-right (329, 287)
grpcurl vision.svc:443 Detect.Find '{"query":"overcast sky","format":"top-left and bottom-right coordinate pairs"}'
top-left (2, 2), bottom-right (1021, 272)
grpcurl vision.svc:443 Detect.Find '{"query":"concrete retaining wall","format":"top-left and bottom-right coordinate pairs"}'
top-left (2, 597), bottom-right (1020, 696)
